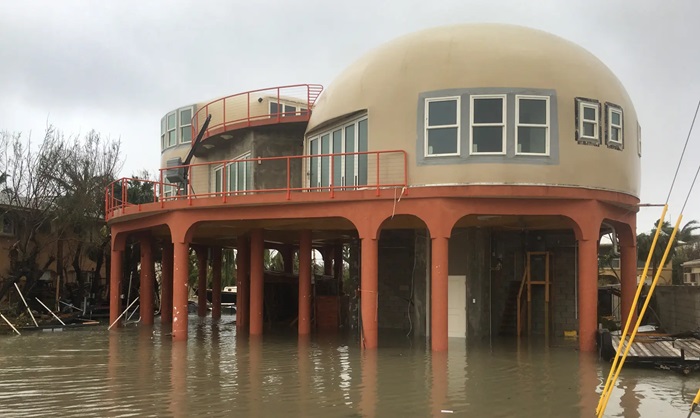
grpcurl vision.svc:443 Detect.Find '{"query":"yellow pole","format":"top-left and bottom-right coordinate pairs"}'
top-left (687, 387), bottom-right (700, 418)
top-left (597, 214), bottom-right (682, 418)
top-left (596, 205), bottom-right (668, 415)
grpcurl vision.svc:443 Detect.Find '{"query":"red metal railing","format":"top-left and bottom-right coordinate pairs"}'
top-left (105, 150), bottom-right (408, 220)
top-left (191, 84), bottom-right (324, 144)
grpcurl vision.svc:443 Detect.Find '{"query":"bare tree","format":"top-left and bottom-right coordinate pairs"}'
top-left (0, 127), bottom-right (66, 304)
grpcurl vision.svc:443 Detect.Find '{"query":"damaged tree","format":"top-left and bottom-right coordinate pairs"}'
top-left (0, 127), bottom-right (66, 306)
top-left (0, 127), bottom-right (125, 312)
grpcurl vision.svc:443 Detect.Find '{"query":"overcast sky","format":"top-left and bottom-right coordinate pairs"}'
top-left (1, 0), bottom-right (699, 233)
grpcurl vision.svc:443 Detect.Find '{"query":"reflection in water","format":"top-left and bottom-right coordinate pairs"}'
top-left (1, 317), bottom-right (699, 417)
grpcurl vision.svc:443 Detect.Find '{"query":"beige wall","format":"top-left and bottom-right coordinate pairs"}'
top-left (307, 24), bottom-right (641, 197)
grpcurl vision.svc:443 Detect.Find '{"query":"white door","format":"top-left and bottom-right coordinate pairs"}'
top-left (448, 275), bottom-right (467, 338)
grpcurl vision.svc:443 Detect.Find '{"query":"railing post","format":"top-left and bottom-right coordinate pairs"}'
top-left (376, 152), bottom-right (380, 197)
top-left (223, 98), bottom-right (227, 133)
top-left (223, 162), bottom-right (227, 203)
top-left (330, 153), bottom-right (335, 199)
top-left (122, 180), bottom-right (127, 211)
top-left (159, 170), bottom-right (164, 208)
top-left (286, 157), bottom-right (291, 200)
top-left (277, 88), bottom-right (281, 123)
top-left (403, 151), bottom-right (409, 196)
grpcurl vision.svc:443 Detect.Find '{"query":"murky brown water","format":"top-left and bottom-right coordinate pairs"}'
top-left (1, 315), bottom-right (698, 417)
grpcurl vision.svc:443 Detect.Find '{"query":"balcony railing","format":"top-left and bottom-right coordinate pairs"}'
top-left (191, 84), bottom-right (324, 144)
top-left (105, 150), bottom-right (407, 221)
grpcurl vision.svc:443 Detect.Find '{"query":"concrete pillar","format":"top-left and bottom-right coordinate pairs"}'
top-left (211, 247), bottom-right (222, 320)
top-left (161, 243), bottom-right (174, 324)
top-left (360, 237), bottom-right (378, 349)
top-left (109, 248), bottom-right (123, 328)
top-left (620, 243), bottom-right (638, 329)
top-left (323, 246), bottom-right (333, 276)
top-left (196, 247), bottom-right (208, 317)
top-left (173, 241), bottom-right (190, 341)
top-left (283, 244), bottom-right (294, 275)
top-left (334, 242), bottom-right (343, 294)
top-left (578, 239), bottom-right (599, 352)
top-left (250, 229), bottom-right (264, 335)
top-left (431, 236), bottom-right (449, 352)
top-left (236, 236), bottom-right (250, 332)
top-left (139, 236), bottom-right (155, 325)
top-left (298, 230), bottom-right (312, 335)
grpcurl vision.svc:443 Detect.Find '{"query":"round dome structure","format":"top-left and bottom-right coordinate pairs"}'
top-left (307, 24), bottom-right (641, 197)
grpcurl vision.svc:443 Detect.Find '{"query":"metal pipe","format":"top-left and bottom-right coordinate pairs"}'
top-left (0, 313), bottom-right (21, 335)
top-left (35, 297), bottom-right (66, 326)
top-left (107, 297), bottom-right (140, 330)
top-left (14, 283), bottom-right (38, 327)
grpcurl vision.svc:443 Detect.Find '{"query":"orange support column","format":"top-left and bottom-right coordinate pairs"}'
top-left (172, 241), bottom-right (190, 341)
top-left (161, 243), bottom-right (174, 324)
top-left (249, 229), bottom-right (264, 336)
top-left (211, 247), bottom-right (222, 320)
top-left (236, 236), bottom-right (250, 332)
top-left (431, 236), bottom-right (449, 352)
top-left (196, 247), bottom-right (208, 317)
top-left (360, 237), bottom-right (378, 349)
top-left (578, 239), bottom-right (599, 352)
top-left (139, 236), bottom-right (155, 325)
top-left (109, 249), bottom-right (123, 328)
top-left (298, 230), bottom-right (312, 335)
top-left (620, 242), bottom-right (638, 329)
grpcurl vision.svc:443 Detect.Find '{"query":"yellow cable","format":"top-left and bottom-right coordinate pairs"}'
top-left (595, 205), bottom-right (668, 415)
top-left (597, 215), bottom-right (682, 418)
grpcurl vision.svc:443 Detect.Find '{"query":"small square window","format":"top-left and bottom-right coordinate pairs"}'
top-left (470, 95), bottom-right (506, 154)
top-left (425, 97), bottom-right (460, 156)
top-left (606, 103), bottom-right (623, 150)
top-left (575, 98), bottom-right (600, 145)
top-left (1, 214), bottom-right (15, 236)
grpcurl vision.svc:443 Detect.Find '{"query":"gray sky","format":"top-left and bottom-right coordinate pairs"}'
top-left (1, 0), bottom-right (699, 233)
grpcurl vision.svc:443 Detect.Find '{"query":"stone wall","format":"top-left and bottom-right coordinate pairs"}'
top-left (655, 286), bottom-right (700, 333)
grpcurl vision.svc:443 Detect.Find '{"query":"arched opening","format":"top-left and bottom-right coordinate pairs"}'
top-left (375, 214), bottom-right (430, 343)
top-left (449, 214), bottom-right (580, 341)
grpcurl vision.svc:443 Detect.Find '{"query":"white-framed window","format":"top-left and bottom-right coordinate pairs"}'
top-left (160, 117), bottom-right (167, 150)
top-left (0, 213), bottom-right (15, 237)
top-left (425, 97), bottom-right (460, 157)
top-left (179, 107), bottom-right (193, 144)
top-left (470, 95), bottom-right (506, 154)
top-left (307, 117), bottom-right (368, 189)
top-left (515, 95), bottom-right (550, 156)
top-left (212, 165), bottom-right (224, 194)
top-left (212, 153), bottom-right (252, 194)
top-left (163, 185), bottom-right (176, 199)
top-left (576, 98), bottom-right (600, 144)
top-left (166, 112), bottom-right (177, 147)
top-left (637, 122), bottom-right (642, 157)
top-left (269, 100), bottom-right (308, 118)
top-left (606, 103), bottom-right (623, 148)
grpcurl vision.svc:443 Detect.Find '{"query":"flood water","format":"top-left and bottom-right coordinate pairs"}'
top-left (1, 314), bottom-right (699, 418)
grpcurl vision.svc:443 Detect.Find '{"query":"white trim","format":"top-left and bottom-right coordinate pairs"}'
top-left (578, 101), bottom-right (599, 142)
top-left (608, 106), bottom-right (623, 145)
top-left (425, 96), bottom-right (461, 157)
top-left (515, 95), bottom-right (550, 156)
top-left (470, 94), bottom-right (506, 155)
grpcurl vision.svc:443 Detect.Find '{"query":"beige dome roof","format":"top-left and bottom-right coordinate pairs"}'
top-left (307, 24), bottom-right (641, 197)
